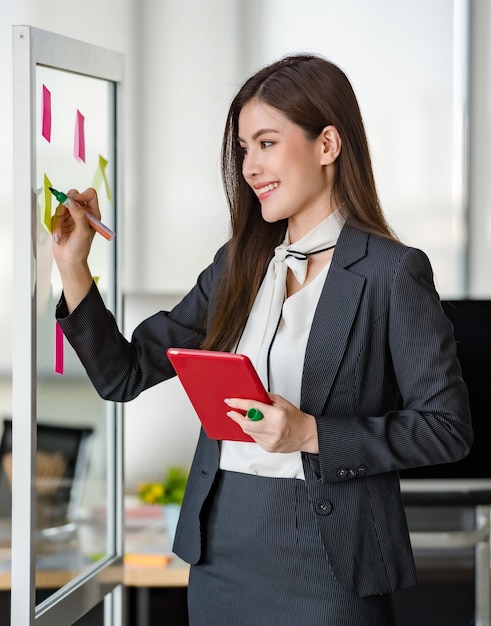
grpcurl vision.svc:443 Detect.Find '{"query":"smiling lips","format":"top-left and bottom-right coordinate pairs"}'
top-left (255, 182), bottom-right (279, 198)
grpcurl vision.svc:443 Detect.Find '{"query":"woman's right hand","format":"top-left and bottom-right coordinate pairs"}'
top-left (51, 187), bottom-right (101, 313)
top-left (51, 187), bottom-right (100, 266)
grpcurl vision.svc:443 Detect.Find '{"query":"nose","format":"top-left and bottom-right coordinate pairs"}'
top-left (242, 148), bottom-right (262, 180)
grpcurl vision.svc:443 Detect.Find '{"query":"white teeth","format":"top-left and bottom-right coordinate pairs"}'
top-left (258, 182), bottom-right (278, 195)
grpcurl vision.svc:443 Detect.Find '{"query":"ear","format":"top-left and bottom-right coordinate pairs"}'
top-left (319, 125), bottom-right (342, 165)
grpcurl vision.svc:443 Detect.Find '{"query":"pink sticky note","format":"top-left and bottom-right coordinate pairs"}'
top-left (55, 322), bottom-right (64, 375)
top-left (74, 110), bottom-right (86, 162)
top-left (42, 85), bottom-right (52, 142)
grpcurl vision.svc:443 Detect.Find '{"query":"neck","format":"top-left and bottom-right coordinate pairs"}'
top-left (288, 209), bottom-right (338, 243)
top-left (287, 204), bottom-right (340, 243)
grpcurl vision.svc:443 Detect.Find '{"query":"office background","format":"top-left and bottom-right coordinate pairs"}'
top-left (1, 0), bottom-right (490, 493)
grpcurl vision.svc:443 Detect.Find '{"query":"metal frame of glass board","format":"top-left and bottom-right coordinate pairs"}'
top-left (12, 25), bottom-right (124, 626)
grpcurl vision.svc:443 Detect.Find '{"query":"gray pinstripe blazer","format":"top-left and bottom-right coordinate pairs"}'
top-left (58, 223), bottom-right (472, 597)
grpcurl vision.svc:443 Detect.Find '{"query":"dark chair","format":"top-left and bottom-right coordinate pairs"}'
top-left (0, 418), bottom-right (93, 536)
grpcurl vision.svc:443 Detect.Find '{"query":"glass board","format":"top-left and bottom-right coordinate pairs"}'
top-left (35, 65), bottom-right (116, 599)
top-left (12, 25), bottom-right (124, 626)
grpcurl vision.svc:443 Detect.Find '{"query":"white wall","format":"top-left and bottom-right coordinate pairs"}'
top-left (135, 0), bottom-right (241, 292)
top-left (469, 0), bottom-right (491, 295)
top-left (122, 293), bottom-right (201, 491)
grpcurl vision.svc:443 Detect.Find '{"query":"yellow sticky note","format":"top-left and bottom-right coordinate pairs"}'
top-left (92, 154), bottom-right (113, 202)
top-left (42, 173), bottom-right (53, 233)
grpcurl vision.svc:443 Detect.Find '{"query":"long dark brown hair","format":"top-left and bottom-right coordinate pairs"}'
top-left (202, 53), bottom-right (397, 352)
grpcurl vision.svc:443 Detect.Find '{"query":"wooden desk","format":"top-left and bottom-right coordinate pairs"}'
top-left (1, 542), bottom-right (189, 626)
top-left (0, 516), bottom-right (190, 592)
top-left (124, 559), bottom-right (189, 587)
top-left (0, 556), bottom-right (189, 591)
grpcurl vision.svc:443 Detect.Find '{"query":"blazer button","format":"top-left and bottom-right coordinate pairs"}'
top-left (356, 465), bottom-right (367, 476)
top-left (337, 467), bottom-right (347, 479)
top-left (314, 499), bottom-right (333, 516)
top-left (347, 468), bottom-right (356, 478)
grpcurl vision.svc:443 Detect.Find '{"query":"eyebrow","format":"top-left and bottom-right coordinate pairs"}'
top-left (238, 128), bottom-right (281, 143)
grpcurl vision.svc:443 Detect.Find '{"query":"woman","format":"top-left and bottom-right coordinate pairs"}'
top-left (52, 54), bottom-right (472, 625)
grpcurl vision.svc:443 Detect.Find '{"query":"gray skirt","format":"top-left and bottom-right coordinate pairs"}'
top-left (187, 470), bottom-right (396, 626)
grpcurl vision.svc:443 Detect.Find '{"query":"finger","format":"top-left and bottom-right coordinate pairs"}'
top-left (51, 202), bottom-right (69, 237)
top-left (69, 187), bottom-right (101, 219)
top-left (224, 398), bottom-right (269, 413)
top-left (226, 407), bottom-right (264, 426)
top-left (62, 189), bottom-right (86, 219)
top-left (62, 189), bottom-right (98, 234)
top-left (54, 202), bottom-right (67, 218)
top-left (226, 409), bottom-right (259, 436)
top-left (64, 188), bottom-right (81, 209)
top-left (51, 211), bottom-right (60, 238)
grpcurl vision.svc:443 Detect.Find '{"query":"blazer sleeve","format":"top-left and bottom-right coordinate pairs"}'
top-left (314, 246), bottom-right (473, 482)
top-left (56, 247), bottom-right (226, 402)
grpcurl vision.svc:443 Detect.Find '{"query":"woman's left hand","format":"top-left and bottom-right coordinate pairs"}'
top-left (224, 394), bottom-right (319, 454)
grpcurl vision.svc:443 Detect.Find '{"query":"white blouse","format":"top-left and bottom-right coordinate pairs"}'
top-left (219, 211), bottom-right (345, 478)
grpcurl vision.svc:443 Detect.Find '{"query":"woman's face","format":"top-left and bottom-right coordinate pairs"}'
top-left (238, 98), bottom-right (338, 239)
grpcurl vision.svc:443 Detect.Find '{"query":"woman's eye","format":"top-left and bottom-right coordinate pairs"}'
top-left (238, 140), bottom-right (273, 157)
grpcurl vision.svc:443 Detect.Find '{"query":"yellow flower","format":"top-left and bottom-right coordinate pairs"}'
top-left (138, 481), bottom-right (165, 505)
top-left (137, 466), bottom-right (189, 506)
top-left (151, 483), bottom-right (164, 500)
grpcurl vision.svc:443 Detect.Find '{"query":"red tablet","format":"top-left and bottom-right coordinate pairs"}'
top-left (166, 348), bottom-right (271, 442)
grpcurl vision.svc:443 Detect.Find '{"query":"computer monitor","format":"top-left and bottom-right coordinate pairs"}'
top-left (400, 300), bottom-right (490, 481)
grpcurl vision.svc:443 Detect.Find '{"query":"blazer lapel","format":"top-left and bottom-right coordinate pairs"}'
top-left (301, 225), bottom-right (369, 414)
